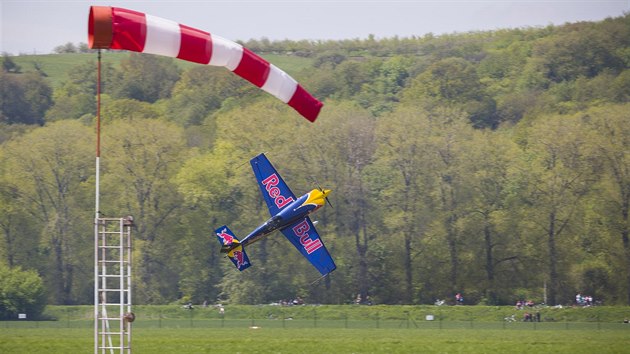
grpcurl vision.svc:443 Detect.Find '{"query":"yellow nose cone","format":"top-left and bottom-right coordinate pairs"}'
top-left (306, 188), bottom-right (332, 207)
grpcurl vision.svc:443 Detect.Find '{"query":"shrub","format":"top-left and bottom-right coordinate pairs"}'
top-left (0, 264), bottom-right (46, 320)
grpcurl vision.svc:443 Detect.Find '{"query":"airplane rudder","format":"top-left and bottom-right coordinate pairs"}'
top-left (215, 225), bottom-right (239, 246)
top-left (229, 245), bottom-right (251, 271)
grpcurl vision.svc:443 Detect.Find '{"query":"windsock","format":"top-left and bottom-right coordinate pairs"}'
top-left (88, 6), bottom-right (323, 122)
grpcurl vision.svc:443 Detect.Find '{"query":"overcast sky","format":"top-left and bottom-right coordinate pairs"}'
top-left (1, 0), bottom-right (628, 55)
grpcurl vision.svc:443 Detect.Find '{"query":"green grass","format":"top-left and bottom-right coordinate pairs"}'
top-left (10, 53), bottom-right (125, 88)
top-left (1, 326), bottom-right (629, 353)
top-left (4, 305), bottom-right (630, 352)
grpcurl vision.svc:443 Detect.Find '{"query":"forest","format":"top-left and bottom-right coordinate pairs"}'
top-left (1, 14), bottom-right (629, 308)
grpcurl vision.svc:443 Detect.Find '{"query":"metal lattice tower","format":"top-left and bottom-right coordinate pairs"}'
top-left (94, 217), bottom-right (133, 353)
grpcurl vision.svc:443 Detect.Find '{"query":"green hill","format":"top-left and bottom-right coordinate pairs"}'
top-left (9, 52), bottom-right (313, 88)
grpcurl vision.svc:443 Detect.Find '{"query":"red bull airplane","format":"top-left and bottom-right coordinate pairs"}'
top-left (215, 153), bottom-right (336, 276)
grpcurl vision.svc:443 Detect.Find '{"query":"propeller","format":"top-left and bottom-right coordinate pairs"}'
top-left (309, 175), bottom-right (333, 209)
top-left (317, 184), bottom-right (333, 209)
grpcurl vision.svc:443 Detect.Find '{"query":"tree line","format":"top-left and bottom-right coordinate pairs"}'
top-left (0, 14), bottom-right (629, 307)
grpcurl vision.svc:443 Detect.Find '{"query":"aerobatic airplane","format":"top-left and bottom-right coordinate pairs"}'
top-left (215, 153), bottom-right (336, 276)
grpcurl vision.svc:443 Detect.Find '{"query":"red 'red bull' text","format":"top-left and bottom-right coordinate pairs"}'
top-left (262, 173), bottom-right (294, 209)
top-left (292, 219), bottom-right (322, 254)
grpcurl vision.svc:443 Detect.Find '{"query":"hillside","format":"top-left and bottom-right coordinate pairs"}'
top-left (9, 52), bottom-right (314, 88)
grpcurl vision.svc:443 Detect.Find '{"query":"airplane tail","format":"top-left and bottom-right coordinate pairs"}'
top-left (215, 225), bottom-right (251, 271)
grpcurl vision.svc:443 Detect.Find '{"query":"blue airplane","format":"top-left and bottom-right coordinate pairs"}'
top-left (215, 153), bottom-right (336, 276)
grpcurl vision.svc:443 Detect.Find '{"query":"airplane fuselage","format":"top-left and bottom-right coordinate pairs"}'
top-left (221, 188), bottom-right (329, 253)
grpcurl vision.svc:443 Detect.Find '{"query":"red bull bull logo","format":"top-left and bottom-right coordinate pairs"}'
top-left (262, 173), bottom-right (294, 209)
top-left (232, 249), bottom-right (248, 269)
top-left (292, 219), bottom-right (322, 254)
top-left (217, 230), bottom-right (234, 245)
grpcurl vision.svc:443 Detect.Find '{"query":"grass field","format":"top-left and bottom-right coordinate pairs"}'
top-left (1, 325), bottom-right (629, 353)
top-left (2, 305), bottom-right (630, 353)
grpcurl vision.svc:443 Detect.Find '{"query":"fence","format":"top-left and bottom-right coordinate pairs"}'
top-left (3, 308), bottom-right (628, 331)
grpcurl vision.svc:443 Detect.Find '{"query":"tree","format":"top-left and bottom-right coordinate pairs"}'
top-left (176, 141), bottom-right (253, 303)
top-left (402, 58), bottom-right (498, 128)
top-left (372, 106), bottom-right (436, 303)
top-left (457, 130), bottom-right (524, 304)
top-left (166, 66), bottom-right (253, 127)
top-left (46, 60), bottom-right (120, 121)
top-left (0, 174), bottom-right (40, 268)
top-left (316, 102), bottom-right (377, 304)
top-left (332, 60), bottom-right (371, 98)
top-left (0, 72), bottom-right (52, 125)
top-left (53, 42), bottom-right (78, 54)
top-left (356, 56), bottom-right (411, 116)
top-left (586, 104), bottom-right (630, 304)
top-left (427, 108), bottom-right (476, 298)
top-left (2, 121), bottom-right (94, 304)
top-left (2, 53), bottom-right (21, 73)
top-left (0, 264), bottom-right (46, 320)
top-left (101, 118), bottom-right (188, 304)
top-left (518, 114), bottom-right (599, 305)
top-left (100, 96), bottom-right (163, 122)
top-left (532, 23), bottom-right (628, 83)
top-left (113, 53), bottom-right (181, 103)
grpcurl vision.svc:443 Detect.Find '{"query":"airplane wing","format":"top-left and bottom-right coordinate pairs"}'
top-left (281, 217), bottom-right (336, 276)
top-left (250, 153), bottom-right (297, 216)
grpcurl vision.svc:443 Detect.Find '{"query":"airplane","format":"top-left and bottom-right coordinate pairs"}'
top-left (215, 153), bottom-right (336, 276)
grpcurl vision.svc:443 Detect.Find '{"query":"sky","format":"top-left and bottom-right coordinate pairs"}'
top-left (1, 0), bottom-right (628, 55)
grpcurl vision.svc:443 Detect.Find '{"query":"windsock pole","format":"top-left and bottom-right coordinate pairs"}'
top-left (93, 48), bottom-right (101, 354)
top-left (96, 49), bottom-right (101, 217)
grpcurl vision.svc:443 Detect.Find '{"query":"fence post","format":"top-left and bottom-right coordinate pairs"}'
top-left (313, 308), bottom-right (317, 328)
top-left (376, 312), bottom-right (380, 329)
top-left (345, 312), bottom-right (348, 329)
top-left (282, 309), bottom-right (285, 329)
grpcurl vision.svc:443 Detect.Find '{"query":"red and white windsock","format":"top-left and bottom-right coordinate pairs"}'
top-left (88, 6), bottom-right (323, 122)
